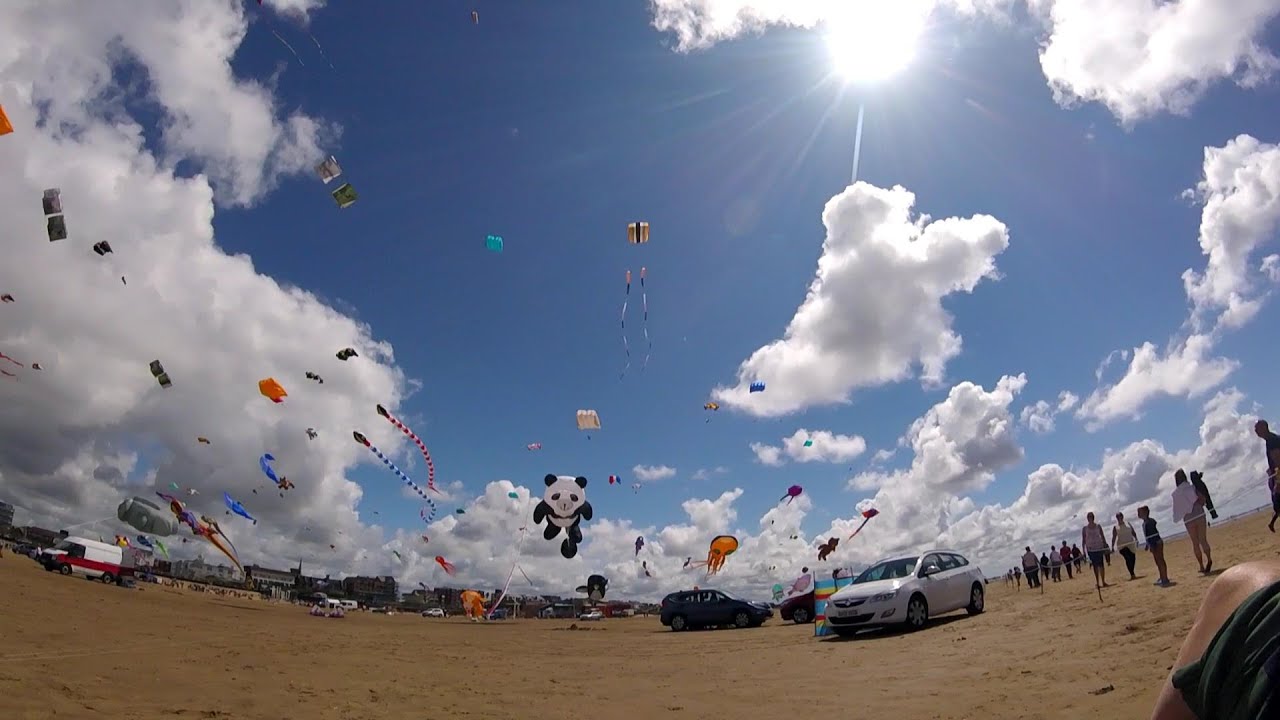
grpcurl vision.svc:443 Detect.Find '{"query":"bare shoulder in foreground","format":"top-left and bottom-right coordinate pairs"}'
top-left (1151, 560), bottom-right (1280, 719)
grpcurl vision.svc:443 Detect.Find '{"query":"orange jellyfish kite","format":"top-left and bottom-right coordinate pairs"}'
top-left (686, 535), bottom-right (739, 577)
top-left (258, 377), bottom-right (287, 403)
top-left (460, 590), bottom-right (485, 620)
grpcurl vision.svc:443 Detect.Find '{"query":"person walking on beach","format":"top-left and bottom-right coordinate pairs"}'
top-left (1258, 420), bottom-right (1280, 532)
top-left (1040, 551), bottom-right (1050, 582)
top-left (1138, 505), bottom-right (1171, 587)
top-left (1060, 541), bottom-right (1075, 579)
top-left (1022, 547), bottom-right (1040, 588)
top-left (1113, 511), bottom-right (1139, 580)
top-left (1014, 566), bottom-right (1022, 587)
top-left (1071, 543), bottom-right (1084, 573)
top-left (1175, 469), bottom-right (1214, 574)
top-left (1082, 512), bottom-right (1110, 589)
top-left (1049, 547), bottom-right (1063, 582)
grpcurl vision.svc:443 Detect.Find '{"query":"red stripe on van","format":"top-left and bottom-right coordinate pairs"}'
top-left (64, 556), bottom-right (134, 576)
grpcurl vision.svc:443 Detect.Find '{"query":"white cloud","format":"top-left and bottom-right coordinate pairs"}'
top-left (1079, 136), bottom-right (1280, 428)
top-left (711, 182), bottom-right (1009, 417)
top-left (0, 0), bottom-right (408, 575)
top-left (690, 466), bottom-right (729, 481)
top-left (633, 464), bottom-right (677, 482)
top-left (260, 0), bottom-right (327, 18)
top-left (1019, 390), bottom-right (1079, 434)
top-left (750, 429), bottom-right (867, 466)
top-left (1036, 0), bottom-right (1280, 126)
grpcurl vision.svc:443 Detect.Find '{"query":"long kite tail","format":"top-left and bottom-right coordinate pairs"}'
top-left (641, 267), bottom-right (650, 369)
top-left (360, 435), bottom-right (433, 500)
top-left (270, 30), bottom-right (305, 66)
top-left (620, 269), bottom-right (631, 380)
top-left (847, 517), bottom-right (871, 541)
top-left (487, 502), bottom-right (532, 618)
top-left (375, 404), bottom-right (437, 492)
top-left (306, 31), bottom-right (335, 70)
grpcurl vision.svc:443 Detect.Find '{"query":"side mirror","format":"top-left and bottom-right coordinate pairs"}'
top-left (921, 563), bottom-right (942, 577)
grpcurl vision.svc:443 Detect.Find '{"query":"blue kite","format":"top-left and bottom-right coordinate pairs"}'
top-left (223, 492), bottom-right (257, 525)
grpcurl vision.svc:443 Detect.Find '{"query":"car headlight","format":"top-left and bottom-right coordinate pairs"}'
top-left (870, 591), bottom-right (898, 603)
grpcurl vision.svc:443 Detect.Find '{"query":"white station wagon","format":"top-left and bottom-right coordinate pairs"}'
top-left (825, 550), bottom-right (985, 637)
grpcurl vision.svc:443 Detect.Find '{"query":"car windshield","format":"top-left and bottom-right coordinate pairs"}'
top-left (852, 557), bottom-right (919, 584)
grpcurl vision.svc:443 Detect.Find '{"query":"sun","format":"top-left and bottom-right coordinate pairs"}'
top-left (825, 1), bottom-right (929, 85)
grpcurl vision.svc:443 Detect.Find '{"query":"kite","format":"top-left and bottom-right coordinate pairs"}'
top-left (703, 402), bottom-right (719, 422)
top-left (455, 508), bottom-right (466, 515)
top-left (779, 485), bottom-right (803, 504)
top-left (258, 378), bottom-right (287, 403)
top-left (315, 156), bottom-right (342, 184)
top-left (817, 537), bottom-right (839, 562)
top-left (486, 234), bottom-right (503, 252)
top-left (306, 428), bottom-right (318, 440)
top-left (420, 500), bottom-right (437, 524)
top-left (642, 560), bottom-right (652, 577)
top-left (392, 550), bottom-right (403, 562)
top-left (149, 360), bottom-right (172, 388)
top-left (331, 183), bottom-right (358, 208)
top-left (114, 535), bottom-right (130, 548)
top-left (750, 381), bottom-right (765, 393)
top-left (634, 536), bottom-right (644, 556)
top-left (576, 574), bottom-right (608, 602)
top-left (618, 268), bottom-right (651, 377)
top-left (29, 363), bottom-right (41, 370)
top-left (376, 403), bottom-right (437, 493)
top-left (352, 431), bottom-right (434, 501)
top-left (576, 409), bottom-right (600, 433)
top-left (507, 491), bottom-right (519, 499)
top-left (186, 488), bottom-right (199, 496)
top-left (847, 508), bottom-right (880, 540)
top-left (336, 347), bottom-right (358, 361)
top-left (0, 353), bottom-right (22, 367)
top-left (435, 555), bottom-right (456, 576)
top-left (260, 454), bottom-right (281, 484)
top-left (628, 221), bottom-right (650, 244)
top-left (42, 189), bottom-right (67, 242)
top-left (526, 443), bottom-right (542, 451)
top-left (134, 535), bottom-right (154, 551)
top-left (772, 583), bottom-right (785, 602)
top-left (1, 294), bottom-right (13, 302)
top-left (92, 241), bottom-right (113, 256)
top-left (117, 496), bottom-right (179, 536)
top-left (156, 492), bottom-right (242, 573)
top-left (461, 589), bottom-right (485, 619)
top-left (0, 104), bottom-right (11, 135)
top-left (306, 371), bottom-right (324, 384)
top-left (608, 475), bottom-right (620, 485)
top-left (686, 535), bottom-right (739, 577)
top-left (223, 492), bottom-right (257, 525)
top-left (197, 437), bottom-right (210, 444)
top-left (803, 439), bottom-right (813, 447)
top-left (788, 571), bottom-right (813, 596)
top-left (632, 482), bottom-right (641, 493)
top-left (471, 10), bottom-right (479, 24)
top-left (42, 188), bottom-right (62, 216)
top-left (533, 474), bottom-right (593, 559)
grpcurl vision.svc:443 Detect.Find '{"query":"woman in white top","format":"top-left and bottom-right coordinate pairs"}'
top-left (1111, 512), bottom-right (1139, 580)
top-left (1081, 512), bottom-right (1110, 589)
top-left (1174, 469), bottom-right (1213, 574)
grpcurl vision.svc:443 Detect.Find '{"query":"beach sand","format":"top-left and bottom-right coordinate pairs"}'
top-left (3, 511), bottom-right (1275, 720)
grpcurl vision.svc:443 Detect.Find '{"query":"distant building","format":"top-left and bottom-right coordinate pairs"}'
top-left (0, 500), bottom-right (15, 530)
top-left (245, 564), bottom-right (295, 597)
top-left (341, 575), bottom-right (398, 606)
top-left (171, 554), bottom-right (241, 582)
top-left (13, 525), bottom-right (59, 547)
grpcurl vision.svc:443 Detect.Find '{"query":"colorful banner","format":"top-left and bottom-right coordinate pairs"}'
top-left (814, 570), bottom-right (857, 638)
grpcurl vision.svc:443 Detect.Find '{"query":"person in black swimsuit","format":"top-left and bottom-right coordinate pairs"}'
top-left (1138, 505), bottom-right (1170, 587)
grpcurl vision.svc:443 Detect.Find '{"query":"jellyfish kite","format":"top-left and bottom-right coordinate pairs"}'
top-left (817, 537), bottom-right (839, 562)
top-left (223, 492), bottom-right (257, 525)
top-left (435, 555), bottom-right (456, 576)
top-left (750, 381), bottom-right (765, 393)
top-left (336, 347), bottom-right (358, 361)
top-left (149, 360), bottom-right (172, 388)
top-left (779, 485), bottom-right (803, 505)
top-left (485, 234), bottom-right (503, 252)
top-left (258, 378), bottom-right (287, 403)
top-left (686, 535), bottom-right (738, 577)
top-left (576, 574), bottom-right (608, 602)
top-left (634, 536), bottom-right (644, 556)
top-left (352, 431), bottom-right (434, 501)
top-left (847, 507), bottom-right (880, 540)
top-left (618, 267), bottom-right (650, 378)
top-left (376, 403), bottom-right (437, 493)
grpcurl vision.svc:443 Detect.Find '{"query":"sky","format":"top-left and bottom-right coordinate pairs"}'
top-left (1, 0), bottom-right (1279, 602)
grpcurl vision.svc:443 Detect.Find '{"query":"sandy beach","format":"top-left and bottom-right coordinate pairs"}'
top-left (3, 511), bottom-right (1275, 720)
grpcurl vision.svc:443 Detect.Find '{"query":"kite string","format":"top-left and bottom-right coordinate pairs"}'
top-left (487, 499), bottom-right (533, 618)
top-left (620, 270), bottom-right (631, 380)
top-left (270, 30), bottom-right (305, 66)
top-left (641, 267), bottom-right (650, 370)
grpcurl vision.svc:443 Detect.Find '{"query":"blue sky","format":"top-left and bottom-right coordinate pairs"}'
top-left (4, 1), bottom-right (1280, 590)
top-left (202, 5), bottom-right (1280, 537)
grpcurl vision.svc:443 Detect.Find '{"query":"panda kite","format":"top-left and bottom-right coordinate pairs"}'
top-left (533, 474), bottom-right (592, 559)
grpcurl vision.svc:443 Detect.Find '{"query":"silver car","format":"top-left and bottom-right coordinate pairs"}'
top-left (824, 550), bottom-right (985, 637)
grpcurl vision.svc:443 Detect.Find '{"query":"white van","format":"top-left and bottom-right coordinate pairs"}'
top-left (41, 536), bottom-right (135, 584)
top-left (339, 600), bottom-right (359, 611)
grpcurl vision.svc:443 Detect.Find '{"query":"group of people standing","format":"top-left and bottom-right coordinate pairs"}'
top-left (1014, 468), bottom-right (1218, 591)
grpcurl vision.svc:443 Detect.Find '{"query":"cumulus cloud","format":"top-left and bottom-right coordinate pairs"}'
top-left (633, 464), bottom-right (677, 482)
top-left (1019, 390), bottom-right (1079, 434)
top-left (750, 429), bottom-right (867, 466)
top-left (690, 466), bottom-right (729, 481)
top-left (711, 182), bottom-right (1009, 417)
top-left (1036, 0), bottom-right (1280, 126)
top-left (1079, 136), bottom-right (1280, 428)
top-left (0, 0), bottom-right (406, 574)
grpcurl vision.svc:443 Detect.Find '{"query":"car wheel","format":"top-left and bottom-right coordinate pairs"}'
top-left (100, 572), bottom-right (115, 584)
top-left (906, 594), bottom-right (929, 630)
top-left (792, 608), bottom-right (812, 624)
top-left (59, 563), bottom-right (72, 575)
top-left (670, 614), bottom-right (688, 632)
top-left (966, 583), bottom-right (985, 615)
top-left (733, 611), bottom-right (751, 628)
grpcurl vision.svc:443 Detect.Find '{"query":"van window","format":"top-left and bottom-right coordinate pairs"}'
top-left (65, 543), bottom-right (87, 559)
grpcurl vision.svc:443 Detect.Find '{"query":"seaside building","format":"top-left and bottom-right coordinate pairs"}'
top-left (171, 554), bottom-right (241, 583)
top-left (340, 575), bottom-right (398, 606)
top-left (0, 500), bottom-right (15, 530)
top-left (245, 564), bottom-right (295, 597)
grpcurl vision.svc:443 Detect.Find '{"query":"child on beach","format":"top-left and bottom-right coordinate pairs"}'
top-left (1138, 505), bottom-right (1171, 587)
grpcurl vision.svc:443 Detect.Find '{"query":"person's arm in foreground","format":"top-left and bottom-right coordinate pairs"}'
top-left (1150, 561), bottom-right (1280, 719)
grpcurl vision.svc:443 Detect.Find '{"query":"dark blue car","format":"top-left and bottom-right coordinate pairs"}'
top-left (659, 589), bottom-right (772, 631)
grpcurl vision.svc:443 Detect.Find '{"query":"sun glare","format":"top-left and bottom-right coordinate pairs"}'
top-left (825, 1), bottom-right (929, 85)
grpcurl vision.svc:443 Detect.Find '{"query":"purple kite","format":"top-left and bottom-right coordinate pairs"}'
top-left (635, 535), bottom-right (645, 556)
top-left (779, 485), bottom-right (803, 504)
